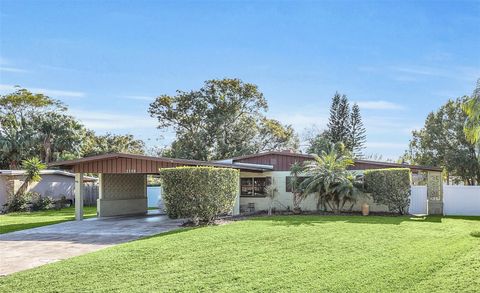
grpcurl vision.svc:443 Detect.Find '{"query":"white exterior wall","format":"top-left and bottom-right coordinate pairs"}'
top-left (239, 171), bottom-right (389, 213)
top-left (444, 185), bottom-right (480, 216)
top-left (27, 174), bottom-right (76, 200)
top-left (0, 177), bottom-right (8, 208)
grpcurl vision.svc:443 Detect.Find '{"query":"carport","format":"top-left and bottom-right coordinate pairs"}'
top-left (49, 153), bottom-right (268, 220)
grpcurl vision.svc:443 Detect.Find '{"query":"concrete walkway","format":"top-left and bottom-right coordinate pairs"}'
top-left (0, 213), bottom-right (184, 276)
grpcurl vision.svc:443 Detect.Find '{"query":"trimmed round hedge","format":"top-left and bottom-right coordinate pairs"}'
top-left (364, 168), bottom-right (411, 215)
top-left (158, 167), bottom-right (239, 224)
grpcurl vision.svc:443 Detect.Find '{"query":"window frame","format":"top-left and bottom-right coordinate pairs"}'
top-left (240, 177), bottom-right (271, 197)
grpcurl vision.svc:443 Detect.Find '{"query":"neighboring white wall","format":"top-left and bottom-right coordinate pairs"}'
top-left (444, 185), bottom-right (480, 216)
top-left (28, 174), bottom-right (75, 200)
top-left (239, 171), bottom-right (389, 213)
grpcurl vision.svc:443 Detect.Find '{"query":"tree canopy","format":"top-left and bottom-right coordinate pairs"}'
top-left (149, 78), bottom-right (299, 160)
top-left (307, 92), bottom-right (366, 157)
top-left (0, 87), bottom-right (146, 168)
top-left (404, 97), bottom-right (480, 185)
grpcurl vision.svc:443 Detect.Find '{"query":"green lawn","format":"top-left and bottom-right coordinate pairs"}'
top-left (1, 215), bottom-right (479, 292)
top-left (0, 206), bottom-right (97, 234)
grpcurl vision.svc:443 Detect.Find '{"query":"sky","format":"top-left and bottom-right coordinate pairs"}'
top-left (0, 0), bottom-right (479, 160)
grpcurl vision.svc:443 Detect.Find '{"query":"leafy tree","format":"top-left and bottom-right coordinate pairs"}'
top-left (347, 103), bottom-right (366, 157)
top-left (301, 147), bottom-right (364, 213)
top-left (405, 97), bottom-right (480, 185)
top-left (80, 132), bottom-right (145, 157)
top-left (149, 78), bottom-right (298, 160)
top-left (463, 79), bottom-right (480, 147)
top-left (32, 112), bottom-right (85, 163)
top-left (0, 88), bottom-right (64, 168)
top-left (15, 157), bottom-right (46, 197)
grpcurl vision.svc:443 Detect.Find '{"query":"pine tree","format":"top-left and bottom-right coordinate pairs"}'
top-left (326, 92), bottom-right (350, 145)
top-left (348, 103), bottom-right (366, 157)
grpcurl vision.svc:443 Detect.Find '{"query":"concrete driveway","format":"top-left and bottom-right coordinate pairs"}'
top-left (0, 213), bottom-right (184, 276)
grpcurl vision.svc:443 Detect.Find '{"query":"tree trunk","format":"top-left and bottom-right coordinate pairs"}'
top-left (15, 176), bottom-right (31, 197)
top-left (43, 137), bottom-right (52, 164)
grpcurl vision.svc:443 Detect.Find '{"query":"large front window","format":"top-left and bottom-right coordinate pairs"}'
top-left (241, 177), bottom-right (271, 197)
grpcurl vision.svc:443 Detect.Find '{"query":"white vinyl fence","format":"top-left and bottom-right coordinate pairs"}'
top-left (443, 185), bottom-right (480, 216)
top-left (409, 186), bottom-right (428, 214)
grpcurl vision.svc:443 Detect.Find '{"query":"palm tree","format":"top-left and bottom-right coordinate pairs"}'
top-left (301, 147), bottom-right (364, 214)
top-left (15, 157), bottom-right (46, 197)
top-left (463, 79), bottom-right (480, 148)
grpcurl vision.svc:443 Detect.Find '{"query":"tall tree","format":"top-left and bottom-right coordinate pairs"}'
top-left (309, 93), bottom-right (366, 157)
top-left (149, 78), bottom-right (298, 160)
top-left (0, 88), bottom-right (64, 168)
top-left (326, 92), bottom-right (350, 144)
top-left (347, 103), bottom-right (367, 157)
top-left (32, 112), bottom-right (85, 163)
top-left (405, 97), bottom-right (480, 185)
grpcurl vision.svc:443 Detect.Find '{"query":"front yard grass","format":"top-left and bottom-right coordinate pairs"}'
top-left (0, 215), bottom-right (479, 292)
top-left (0, 206), bottom-right (97, 234)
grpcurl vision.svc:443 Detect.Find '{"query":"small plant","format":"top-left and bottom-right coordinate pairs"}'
top-left (265, 182), bottom-right (278, 216)
top-left (3, 192), bottom-right (54, 212)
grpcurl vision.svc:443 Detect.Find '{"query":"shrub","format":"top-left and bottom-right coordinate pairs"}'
top-left (364, 168), bottom-right (411, 215)
top-left (158, 167), bottom-right (239, 224)
top-left (3, 192), bottom-right (54, 213)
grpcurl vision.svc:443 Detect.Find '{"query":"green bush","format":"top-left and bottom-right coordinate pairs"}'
top-left (3, 192), bottom-right (54, 213)
top-left (158, 167), bottom-right (239, 224)
top-left (364, 168), bottom-right (411, 214)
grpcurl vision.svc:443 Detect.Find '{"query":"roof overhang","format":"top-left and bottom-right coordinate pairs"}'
top-left (48, 153), bottom-right (270, 174)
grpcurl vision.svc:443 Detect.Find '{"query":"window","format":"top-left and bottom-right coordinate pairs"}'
top-left (286, 176), bottom-right (308, 192)
top-left (241, 177), bottom-right (271, 197)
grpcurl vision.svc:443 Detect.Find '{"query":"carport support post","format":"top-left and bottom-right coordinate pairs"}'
top-left (75, 173), bottom-right (84, 221)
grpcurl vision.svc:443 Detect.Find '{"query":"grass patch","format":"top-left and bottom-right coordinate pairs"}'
top-left (0, 206), bottom-right (97, 234)
top-left (0, 215), bottom-right (479, 292)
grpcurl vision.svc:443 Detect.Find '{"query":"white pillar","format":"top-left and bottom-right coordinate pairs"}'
top-left (75, 173), bottom-right (84, 221)
top-left (233, 177), bottom-right (240, 215)
top-left (97, 173), bottom-right (103, 217)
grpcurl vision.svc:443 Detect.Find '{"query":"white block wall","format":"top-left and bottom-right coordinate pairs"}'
top-left (444, 185), bottom-right (480, 216)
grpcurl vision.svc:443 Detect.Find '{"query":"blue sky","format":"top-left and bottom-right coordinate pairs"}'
top-left (1, 0), bottom-right (479, 159)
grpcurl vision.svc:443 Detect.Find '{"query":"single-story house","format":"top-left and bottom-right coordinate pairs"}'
top-left (49, 151), bottom-right (443, 220)
top-left (0, 170), bottom-right (97, 210)
top-left (216, 151), bottom-right (443, 213)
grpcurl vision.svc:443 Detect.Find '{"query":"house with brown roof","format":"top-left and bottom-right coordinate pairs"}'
top-left (49, 151), bottom-right (443, 220)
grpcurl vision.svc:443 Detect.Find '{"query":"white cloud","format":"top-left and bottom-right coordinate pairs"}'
top-left (69, 109), bottom-right (157, 130)
top-left (0, 66), bottom-right (30, 73)
top-left (355, 100), bottom-right (405, 110)
top-left (0, 84), bottom-right (85, 98)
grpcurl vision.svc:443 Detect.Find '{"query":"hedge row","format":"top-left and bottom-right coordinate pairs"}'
top-left (158, 167), bottom-right (239, 224)
top-left (364, 168), bottom-right (411, 215)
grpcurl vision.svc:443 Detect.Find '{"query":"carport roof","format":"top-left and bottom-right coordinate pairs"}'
top-left (48, 153), bottom-right (271, 174)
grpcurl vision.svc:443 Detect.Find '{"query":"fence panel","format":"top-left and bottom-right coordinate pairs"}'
top-left (83, 184), bottom-right (99, 206)
top-left (444, 185), bottom-right (480, 216)
top-left (409, 186), bottom-right (428, 214)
